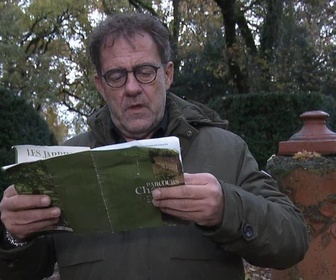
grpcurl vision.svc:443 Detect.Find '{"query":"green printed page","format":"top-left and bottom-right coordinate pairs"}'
top-left (7, 139), bottom-right (185, 234)
top-left (6, 160), bottom-right (74, 231)
top-left (92, 147), bottom-right (184, 232)
top-left (44, 151), bottom-right (112, 233)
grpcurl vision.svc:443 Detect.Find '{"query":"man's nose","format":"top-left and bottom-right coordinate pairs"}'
top-left (124, 72), bottom-right (142, 95)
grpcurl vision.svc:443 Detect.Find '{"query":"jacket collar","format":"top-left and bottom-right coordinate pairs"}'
top-left (87, 92), bottom-right (227, 155)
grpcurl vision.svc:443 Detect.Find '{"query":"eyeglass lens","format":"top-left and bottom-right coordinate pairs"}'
top-left (103, 65), bottom-right (160, 88)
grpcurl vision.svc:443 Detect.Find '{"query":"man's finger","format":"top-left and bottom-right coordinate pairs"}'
top-left (152, 184), bottom-right (206, 200)
top-left (9, 217), bottom-right (60, 240)
top-left (3, 185), bottom-right (18, 198)
top-left (5, 194), bottom-right (51, 211)
top-left (184, 173), bottom-right (213, 185)
top-left (11, 207), bottom-right (61, 225)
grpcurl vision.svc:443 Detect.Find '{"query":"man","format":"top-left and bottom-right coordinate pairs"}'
top-left (0, 13), bottom-right (308, 280)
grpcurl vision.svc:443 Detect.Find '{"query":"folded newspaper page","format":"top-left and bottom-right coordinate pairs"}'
top-left (2, 137), bottom-right (185, 234)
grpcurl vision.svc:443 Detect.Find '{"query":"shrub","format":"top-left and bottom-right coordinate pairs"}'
top-left (208, 92), bottom-right (336, 169)
top-left (0, 87), bottom-right (57, 196)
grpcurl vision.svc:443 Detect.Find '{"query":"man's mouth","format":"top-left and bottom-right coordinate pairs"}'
top-left (130, 104), bottom-right (143, 109)
top-left (127, 104), bottom-right (146, 112)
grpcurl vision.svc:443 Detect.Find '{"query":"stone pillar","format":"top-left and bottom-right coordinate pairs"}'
top-left (267, 111), bottom-right (336, 280)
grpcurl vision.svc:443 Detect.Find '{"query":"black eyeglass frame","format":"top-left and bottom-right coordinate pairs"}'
top-left (100, 64), bottom-right (162, 88)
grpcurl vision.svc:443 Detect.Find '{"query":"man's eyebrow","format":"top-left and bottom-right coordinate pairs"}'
top-left (108, 63), bottom-right (156, 71)
top-left (105, 66), bottom-right (126, 72)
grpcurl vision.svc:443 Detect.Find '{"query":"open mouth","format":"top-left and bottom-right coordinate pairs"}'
top-left (128, 104), bottom-right (145, 111)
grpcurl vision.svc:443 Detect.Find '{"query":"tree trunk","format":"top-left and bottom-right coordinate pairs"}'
top-left (214, 0), bottom-right (250, 94)
top-left (259, 0), bottom-right (284, 91)
top-left (171, 0), bottom-right (181, 71)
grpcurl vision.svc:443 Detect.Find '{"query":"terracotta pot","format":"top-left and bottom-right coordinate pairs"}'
top-left (267, 156), bottom-right (336, 280)
top-left (267, 111), bottom-right (336, 280)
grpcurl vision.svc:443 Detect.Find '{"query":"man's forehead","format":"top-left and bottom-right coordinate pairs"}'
top-left (103, 31), bottom-right (154, 50)
top-left (99, 32), bottom-right (160, 70)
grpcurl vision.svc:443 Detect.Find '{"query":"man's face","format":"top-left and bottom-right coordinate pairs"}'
top-left (94, 32), bottom-right (174, 141)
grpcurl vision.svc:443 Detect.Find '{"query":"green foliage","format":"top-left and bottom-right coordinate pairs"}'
top-left (171, 29), bottom-right (231, 103)
top-left (1, 0), bottom-right (335, 134)
top-left (208, 92), bottom-right (336, 169)
top-left (0, 0), bottom-right (101, 134)
top-left (0, 87), bottom-right (57, 196)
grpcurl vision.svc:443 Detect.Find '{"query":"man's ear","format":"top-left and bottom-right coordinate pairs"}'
top-left (94, 74), bottom-right (106, 101)
top-left (165, 61), bottom-right (174, 90)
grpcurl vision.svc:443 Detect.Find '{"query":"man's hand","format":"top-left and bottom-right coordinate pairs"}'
top-left (0, 185), bottom-right (61, 240)
top-left (152, 173), bottom-right (224, 227)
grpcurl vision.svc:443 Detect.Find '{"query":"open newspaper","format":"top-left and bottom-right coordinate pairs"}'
top-left (2, 137), bottom-right (185, 234)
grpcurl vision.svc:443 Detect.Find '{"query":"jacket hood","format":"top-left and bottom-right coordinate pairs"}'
top-left (165, 93), bottom-right (228, 129)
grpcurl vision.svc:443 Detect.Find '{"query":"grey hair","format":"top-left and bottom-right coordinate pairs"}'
top-left (89, 13), bottom-right (171, 74)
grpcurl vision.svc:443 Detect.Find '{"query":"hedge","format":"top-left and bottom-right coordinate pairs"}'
top-left (208, 92), bottom-right (336, 169)
top-left (0, 87), bottom-right (57, 196)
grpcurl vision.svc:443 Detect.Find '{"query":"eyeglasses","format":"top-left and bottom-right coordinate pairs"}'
top-left (100, 64), bottom-right (161, 88)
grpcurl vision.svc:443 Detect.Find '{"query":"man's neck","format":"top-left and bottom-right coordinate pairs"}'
top-left (124, 132), bottom-right (154, 142)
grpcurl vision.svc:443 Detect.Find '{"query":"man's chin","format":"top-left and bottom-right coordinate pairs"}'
top-left (122, 123), bottom-right (154, 139)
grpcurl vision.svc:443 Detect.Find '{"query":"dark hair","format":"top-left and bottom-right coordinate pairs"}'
top-left (89, 13), bottom-right (171, 74)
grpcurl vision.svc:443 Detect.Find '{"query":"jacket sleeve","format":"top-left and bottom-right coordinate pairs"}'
top-left (0, 224), bottom-right (56, 280)
top-left (202, 140), bottom-right (309, 269)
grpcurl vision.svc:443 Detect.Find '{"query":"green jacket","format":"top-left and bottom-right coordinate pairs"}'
top-left (0, 93), bottom-right (308, 280)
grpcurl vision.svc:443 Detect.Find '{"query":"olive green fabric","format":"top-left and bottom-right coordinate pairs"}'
top-left (0, 93), bottom-right (308, 280)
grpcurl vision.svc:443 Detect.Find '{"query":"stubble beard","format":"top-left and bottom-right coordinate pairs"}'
top-left (110, 107), bottom-right (164, 140)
